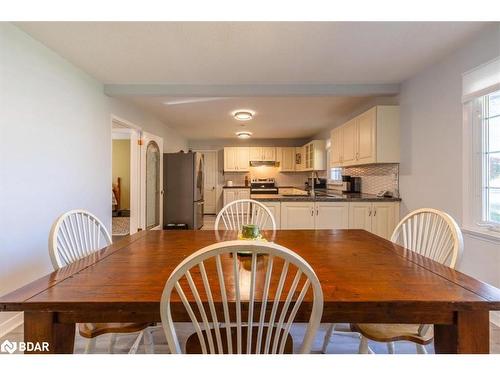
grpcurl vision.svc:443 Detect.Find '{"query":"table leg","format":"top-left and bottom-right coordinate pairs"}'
top-left (24, 312), bottom-right (75, 354)
top-left (434, 310), bottom-right (489, 354)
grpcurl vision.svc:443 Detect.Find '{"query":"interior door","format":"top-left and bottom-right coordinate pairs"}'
top-left (202, 151), bottom-right (217, 214)
top-left (140, 132), bottom-right (163, 230)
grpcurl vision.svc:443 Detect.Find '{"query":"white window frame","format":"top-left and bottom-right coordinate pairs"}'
top-left (463, 89), bottom-right (500, 242)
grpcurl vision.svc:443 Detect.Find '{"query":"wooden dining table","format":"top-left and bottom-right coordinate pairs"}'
top-left (2, 229), bottom-right (500, 354)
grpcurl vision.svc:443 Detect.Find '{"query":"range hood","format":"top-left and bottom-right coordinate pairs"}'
top-left (249, 161), bottom-right (280, 167)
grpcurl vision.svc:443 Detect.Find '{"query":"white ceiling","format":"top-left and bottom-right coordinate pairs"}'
top-left (16, 22), bottom-right (488, 84)
top-left (126, 96), bottom-right (371, 139)
top-left (14, 22), bottom-right (489, 140)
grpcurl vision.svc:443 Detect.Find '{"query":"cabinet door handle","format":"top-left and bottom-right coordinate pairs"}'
top-left (374, 208), bottom-right (377, 216)
top-left (311, 209), bottom-right (314, 217)
top-left (368, 208), bottom-right (372, 216)
top-left (316, 209), bottom-right (319, 216)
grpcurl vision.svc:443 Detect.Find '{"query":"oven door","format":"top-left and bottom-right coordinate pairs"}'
top-left (250, 188), bottom-right (279, 194)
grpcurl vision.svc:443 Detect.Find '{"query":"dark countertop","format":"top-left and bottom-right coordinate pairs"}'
top-left (223, 185), bottom-right (250, 189)
top-left (251, 191), bottom-right (401, 202)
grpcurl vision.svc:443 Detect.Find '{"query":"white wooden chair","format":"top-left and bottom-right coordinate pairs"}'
top-left (160, 240), bottom-right (323, 354)
top-left (49, 209), bottom-right (156, 354)
top-left (215, 199), bottom-right (276, 231)
top-left (322, 208), bottom-right (464, 354)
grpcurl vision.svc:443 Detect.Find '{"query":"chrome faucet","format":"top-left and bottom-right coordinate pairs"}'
top-left (310, 171), bottom-right (320, 197)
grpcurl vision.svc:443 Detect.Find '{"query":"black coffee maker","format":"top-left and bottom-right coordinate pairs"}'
top-left (342, 176), bottom-right (361, 193)
top-left (351, 177), bottom-right (362, 193)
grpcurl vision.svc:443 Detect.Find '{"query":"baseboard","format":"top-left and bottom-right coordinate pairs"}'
top-left (491, 311), bottom-right (500, 328)
top-left (0, 312), bottom-right (23, 338)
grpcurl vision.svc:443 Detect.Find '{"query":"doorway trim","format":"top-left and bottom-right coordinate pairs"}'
top-left (111, 115), bottom-right (141, 235)
top-left (195, 149), bottom-right (220, 214)
top-left (140, 131), bottom-right (164, 230)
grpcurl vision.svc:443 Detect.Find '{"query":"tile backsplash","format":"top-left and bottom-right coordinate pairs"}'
top-left (341, 164), bottom-right (399, 197)
top-left (224, 167), bottom-right (311, 188)
top-left (223, 164), bottom-right (399, 197)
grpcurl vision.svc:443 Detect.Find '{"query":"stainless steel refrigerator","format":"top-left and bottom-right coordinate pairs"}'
top-left (163, 152), bottom-right (204, 229)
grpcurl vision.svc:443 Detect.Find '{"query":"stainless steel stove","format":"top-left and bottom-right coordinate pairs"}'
top-left (250, 178), bottom-right (278, 194)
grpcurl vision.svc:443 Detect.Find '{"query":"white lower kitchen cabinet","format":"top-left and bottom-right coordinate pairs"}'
top-left (314, 202), bottom-right (349, 229)
top-left (348, 202), bottom-right (399, 240)
top-left (370, 202), bottom-right (398, 239)
top-left (261, 200), bottom-right (399, 235)
top-left (280, 202), bottom-right (315, 229)
top-left (260, 201), bottom-right (281, 229)
top-left (222, 188), bottom-right (250, 206)
top-left (348, 202), bottom-right (372, 231)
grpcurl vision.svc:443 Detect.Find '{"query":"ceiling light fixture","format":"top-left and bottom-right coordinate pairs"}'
top-left (236, 131), bottom-right (252, 139)
top-left (233, 110), bottom-right (254, 121)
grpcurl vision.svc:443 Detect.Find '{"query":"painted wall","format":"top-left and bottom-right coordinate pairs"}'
top-left (112, 139), bottom-right (131, 209)
top-left (0, 23), bottom-right (111, 303)
top-left (110, 97), bottom-right (189, 153)
top-left (0, 22), bottom-right (188, 313)
top-left (398, 23), bottom-right (500, 286)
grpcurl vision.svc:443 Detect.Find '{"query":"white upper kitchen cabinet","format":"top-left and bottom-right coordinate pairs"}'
top-left (330, 105), bottom-right (400, 167)
top-left (224, 147), bottom-right (250, 172)
top-left (224, 147), bottom-right (237, 171)
top-left (262, 147), bottom-right (276, 161)
top-left (357, 108), bottom-right (376, 164)
top-left (303, 140), bottom-right (326, 171)
top-left (330, 127), bottom-right (342, 167)
top-left (249, 147), bottom-right (276, 161)
top-left (341, 119), bottom-right (357, 166)
top-left (314, 202), bottom-right (349, 229)
top-left (277, 147), bottom-right (296, 171)
top-left (280, 202), bottom-right (315, 229)
top-left (295, 147), bottom-right (304, 171)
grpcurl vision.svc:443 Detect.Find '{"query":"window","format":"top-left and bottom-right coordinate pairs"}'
top-left (462, 57), bottom-right (500, 238)
top-left (482, 90), bottom-right (500, 224)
